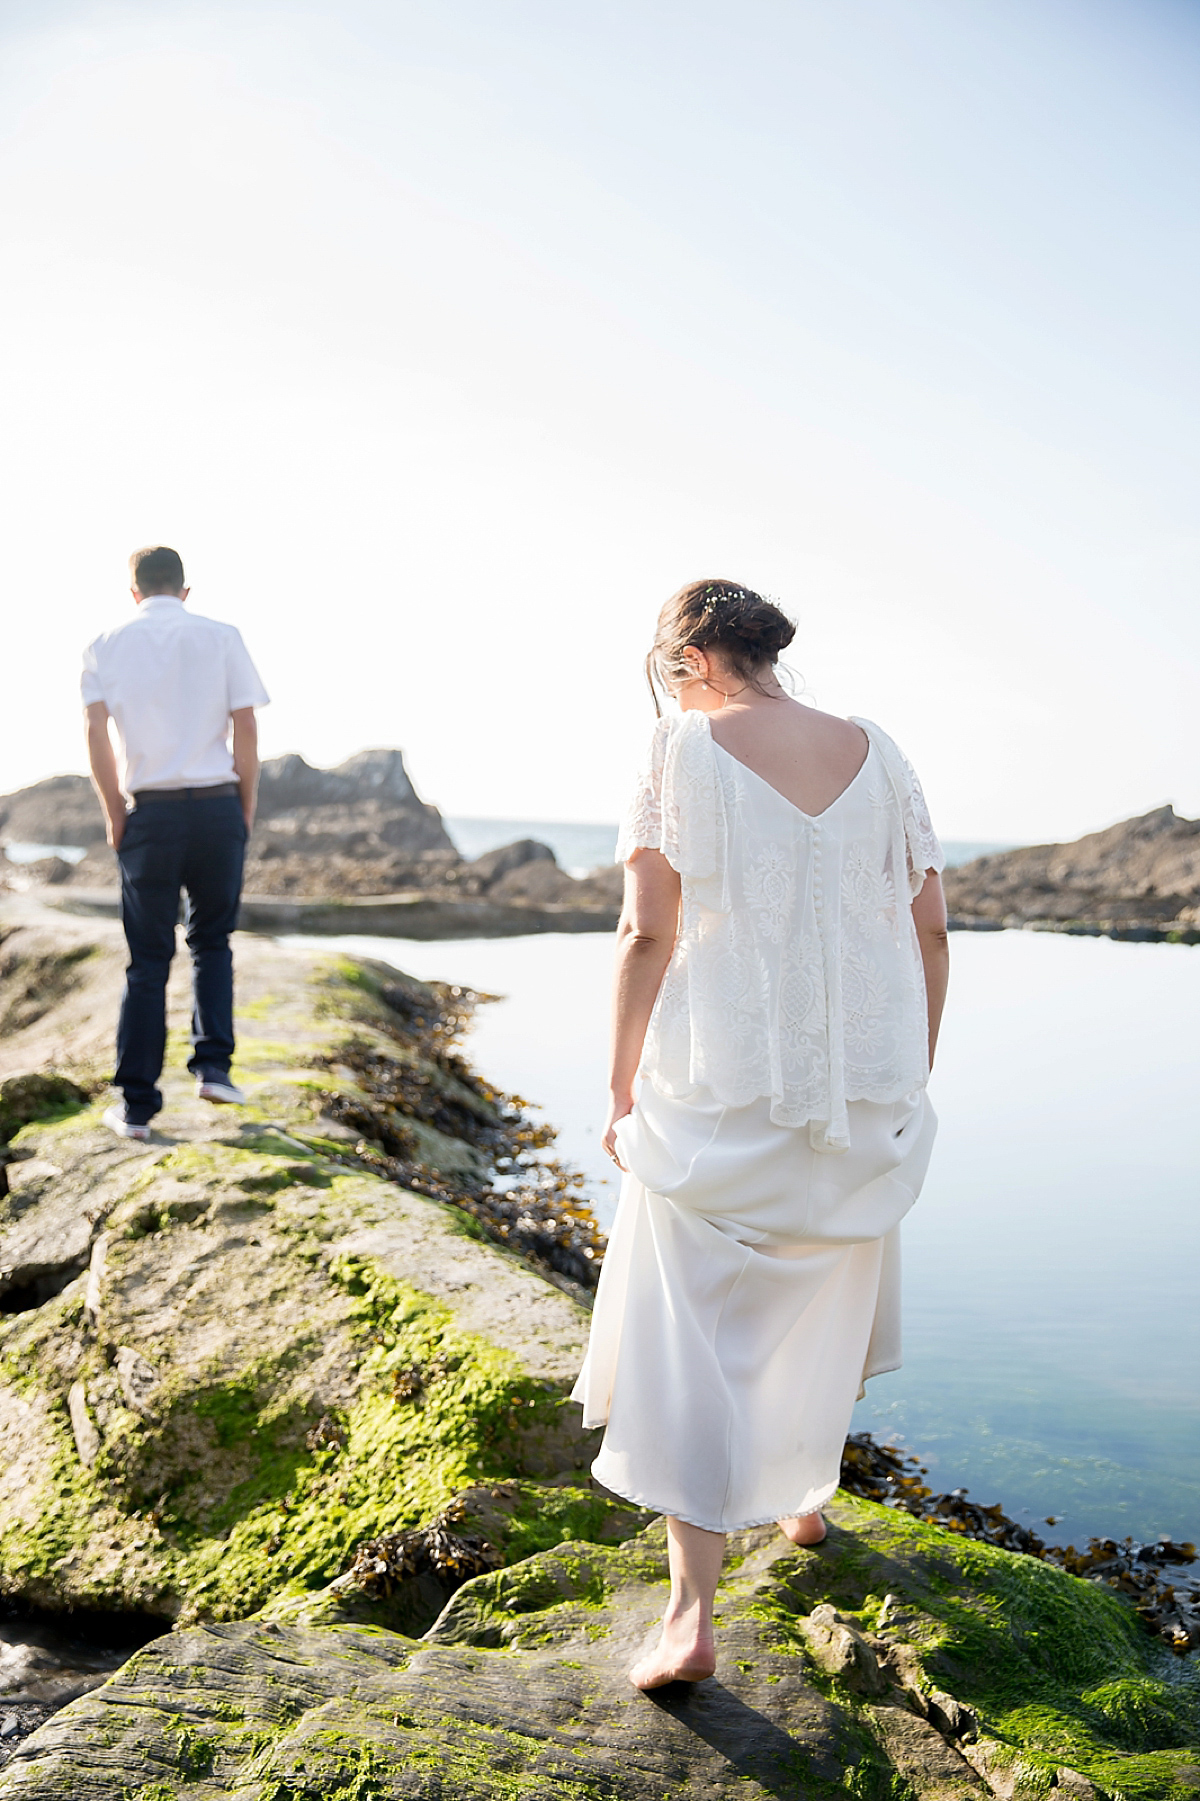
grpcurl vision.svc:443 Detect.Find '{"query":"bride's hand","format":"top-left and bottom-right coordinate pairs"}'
top-left (603, 1093), bottom-right (634, 1171)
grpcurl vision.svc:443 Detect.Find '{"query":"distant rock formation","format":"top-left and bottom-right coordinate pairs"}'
top-left (0, 750), bottom-right (453, 860)
top-left (253, 748), bottom-right (455, 863)
top-left (0, 774), bottom-right (108, 849)
top-left (0, 755), bottom-right (623, 931)
top-left (944, 804), bottom-right (1200, 938)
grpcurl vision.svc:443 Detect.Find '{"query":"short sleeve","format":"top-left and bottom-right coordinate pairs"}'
top-left (896, 749), bottom-right (944, 898)
top-left (851, 718), bottom-right (944, 899)
top-left (80, 637), bottom-right (105, 706)
top-left (615, 718), bottom-right (669, 862)
top-left (225, 628), bottom-right (270, 710)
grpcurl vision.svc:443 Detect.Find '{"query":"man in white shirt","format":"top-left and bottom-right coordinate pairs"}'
top-left (82, 546), bottom-right (270, 1140)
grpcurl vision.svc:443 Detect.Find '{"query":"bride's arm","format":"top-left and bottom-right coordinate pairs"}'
top-left (603, 847), bottom-right (682, 1163)
top-left (912, 870), bottom-right (950, 1068)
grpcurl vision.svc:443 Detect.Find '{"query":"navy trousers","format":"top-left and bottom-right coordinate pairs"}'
top-left (115, 793), bottom-right (247, 1123)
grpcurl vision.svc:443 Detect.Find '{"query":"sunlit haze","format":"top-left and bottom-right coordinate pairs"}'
top-left (2, 0), bottom-right (1197, 842)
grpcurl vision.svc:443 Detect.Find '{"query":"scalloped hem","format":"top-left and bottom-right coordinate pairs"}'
top-left (641, 1071), bottom-right (929, 1142)
top-left (591, 1464), bottom-right (840, 1536)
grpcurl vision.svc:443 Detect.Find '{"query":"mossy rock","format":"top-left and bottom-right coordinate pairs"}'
top-left (2, 927), bottom-right (1195, 1798)
top-left (6, 1498), bottom-right (1198, 1799)
top-left (0, 1134), bottom-right (611, 1624)
top-left (0, 954), bottom-right (619, 1629)
top-left (0, 940), bottom-right (97, 1038)
top-left (0, 1072), bottom-right (89, 1145)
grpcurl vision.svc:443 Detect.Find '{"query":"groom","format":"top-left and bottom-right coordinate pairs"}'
top-left (82, 546), bottom-right (270, 1140)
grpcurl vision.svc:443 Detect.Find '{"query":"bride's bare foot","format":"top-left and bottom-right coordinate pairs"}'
top-left (779, 1511), bottom-right (826, 1547)
top-left (628, 1603), bottom-right (716, 1689)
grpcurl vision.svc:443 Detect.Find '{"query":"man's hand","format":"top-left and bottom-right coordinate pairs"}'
top-left (85, 702), bottom-right (128, 853)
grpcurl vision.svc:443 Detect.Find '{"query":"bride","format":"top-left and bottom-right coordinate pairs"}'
top-left (571, 578), bottom-right (949, 1690)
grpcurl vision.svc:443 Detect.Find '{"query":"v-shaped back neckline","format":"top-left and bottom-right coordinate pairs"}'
top-left (703, 715), bottom-right (873, 824)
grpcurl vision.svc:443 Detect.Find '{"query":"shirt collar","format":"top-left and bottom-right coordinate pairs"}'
top-left (138, 594), bottom-right (186, 613)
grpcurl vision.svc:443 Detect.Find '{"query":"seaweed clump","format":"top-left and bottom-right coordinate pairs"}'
top-left (314, 963), bottom-right (606, 1289)
top-left (346, 1494), bottom-right (504, 1600)
top-left (840, 1432), bottom-right (1200, 1653)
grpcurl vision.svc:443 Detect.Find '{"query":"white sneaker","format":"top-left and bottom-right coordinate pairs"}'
top-left (196, 1077), bottom-right (247, 1105)
top-left (103, 1105), bottom-right (151, 1142)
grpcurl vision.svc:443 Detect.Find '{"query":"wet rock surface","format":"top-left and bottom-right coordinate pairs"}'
top-left (0, 1596), bottom-right (168, 1768)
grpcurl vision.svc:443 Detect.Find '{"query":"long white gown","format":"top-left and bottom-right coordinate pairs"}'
top-left (571, 711), bottom-right (945, 1532)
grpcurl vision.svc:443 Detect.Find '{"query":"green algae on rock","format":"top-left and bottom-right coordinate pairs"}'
top-left (0, 941), bottom-right (633, 1632)
top-left (2, 917), bottom-right (1197, 1800)
top-left (4, 1496), bottom-right (1198, 1799)
top-left (840, 1435), bottom-right (1200, 1656)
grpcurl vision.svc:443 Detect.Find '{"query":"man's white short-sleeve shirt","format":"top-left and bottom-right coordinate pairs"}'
top-left (81, 596), bottom-right (270, 794)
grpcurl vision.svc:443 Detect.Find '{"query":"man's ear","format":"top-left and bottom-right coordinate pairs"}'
top-left (131, 587), bottom-right (143, 604)
top-left (180, 586), bottom-right (190, 602)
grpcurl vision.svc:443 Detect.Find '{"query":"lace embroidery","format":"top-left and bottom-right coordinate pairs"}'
top-left (620, 712), bottom-right (942, 1149)
top-left (842, 842), bottom-right (896, 940)
top-left (841, 946), bottom-right (890, 1056)
top-left (745, 844), bottom-right (795, 944)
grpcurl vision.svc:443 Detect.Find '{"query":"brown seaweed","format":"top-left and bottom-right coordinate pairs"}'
top-left (309, 972), bottom-right (606, 1290)
top-left (346, 1495), bottom-right (503, 1600)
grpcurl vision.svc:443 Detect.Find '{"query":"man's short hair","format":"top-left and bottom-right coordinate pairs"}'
top-left (129, 545), bottom-right (185, 595)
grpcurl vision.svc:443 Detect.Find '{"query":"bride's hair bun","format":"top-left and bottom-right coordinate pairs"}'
top-left (647, 578), bottom-right (796, 705)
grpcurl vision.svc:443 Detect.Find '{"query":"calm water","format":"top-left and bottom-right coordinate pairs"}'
top-left (287, 927), bottom-right (1200, 1548)
top-left (445, 818), bottom-right (1009, 879)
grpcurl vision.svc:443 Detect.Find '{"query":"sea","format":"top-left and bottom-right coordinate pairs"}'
top-left (443, 818), bottom-right (1013, 882)
top-left (284, 816), bottom-right (1200, 1554)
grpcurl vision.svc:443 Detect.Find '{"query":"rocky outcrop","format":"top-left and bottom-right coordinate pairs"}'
top-left (4, 1496), bottom-right (1198, 1798)
top-left (0, 916), bottom-right (626, 1630)
top-left (945, 806), bottom-right (1200, 941)
top-left (1, 756), bottom-right (624, 932)
top-left (0, 905), bottom-right (1197, 1797)
top-left (252, 747), bottom-right (454, 859)
top-left (0, 750), bottom-right (452, 869)
top-left (0, 778), bottom-right (107, 852)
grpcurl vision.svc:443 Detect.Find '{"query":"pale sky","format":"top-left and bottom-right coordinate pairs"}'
top-left (1, 0), bottom-right (1197, 841)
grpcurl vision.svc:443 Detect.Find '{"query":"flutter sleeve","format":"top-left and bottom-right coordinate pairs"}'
top-left (897, 749), bottom-right (944, 898)
top-left (852, 718), bottom-right (945, 899)
top-left (615, 717), bottom-right (670, 862)
top-left (890, 744), bottom-right (944, 898)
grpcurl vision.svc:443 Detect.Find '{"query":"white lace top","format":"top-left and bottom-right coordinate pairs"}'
top-left (616, 711), bottom-right (944, 1153)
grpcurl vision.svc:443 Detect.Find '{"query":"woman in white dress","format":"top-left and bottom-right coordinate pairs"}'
top-left (571, 579), bottom-right (949, 1690)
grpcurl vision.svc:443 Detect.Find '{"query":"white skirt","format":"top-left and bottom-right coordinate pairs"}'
top-left (570, 1079), bottom-right (937, 1533)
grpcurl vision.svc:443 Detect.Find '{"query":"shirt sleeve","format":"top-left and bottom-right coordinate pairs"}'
top-left (615, 717), bottom-right (669, 862)
top-left (80, 637), bottom-right (106, 706)
top-left (225, 628), bottom-right (271, 710)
